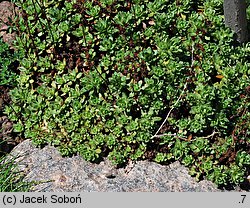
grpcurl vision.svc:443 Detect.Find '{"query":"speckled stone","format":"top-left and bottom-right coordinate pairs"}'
top-left (9, 139), bottom-right (225, 192)
top-left (0, 1), bottom-right (21, 48)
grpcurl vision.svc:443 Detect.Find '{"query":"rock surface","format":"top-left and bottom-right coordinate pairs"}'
top-left (0, 1), bottom-right (20, 48)
top-left (10, 139), bottom-right (224, 192)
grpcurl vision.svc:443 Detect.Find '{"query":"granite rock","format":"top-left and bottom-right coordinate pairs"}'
top-left (9, 139), bottom-right (223, 192)
top-left (0, 1), bottom-right (21, 48)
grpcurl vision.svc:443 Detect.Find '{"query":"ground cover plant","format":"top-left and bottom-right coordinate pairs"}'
top-left (0, 37), bottom-right (22, 156)
top-left (3, 0), bottom-right (250, 189)
top-left (0, 17), bottom-right (30, 191)
top-left (0, 38), bottom-right (19, 87)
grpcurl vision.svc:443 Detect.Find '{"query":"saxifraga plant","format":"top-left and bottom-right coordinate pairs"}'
top-left (0, 38), bottom-right (19, 87)
top-left (5, 0), bottom-right (250, 188)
